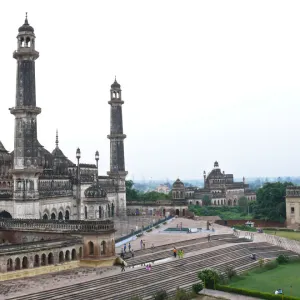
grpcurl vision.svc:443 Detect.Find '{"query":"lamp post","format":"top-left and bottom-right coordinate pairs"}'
top-left (95, 151), bottom-right (99, 183)
top-left (76, 148), bottom-right (81, 220)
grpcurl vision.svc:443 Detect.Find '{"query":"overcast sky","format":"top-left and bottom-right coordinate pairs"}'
top-left (0, 1), bottom-right (300, 181)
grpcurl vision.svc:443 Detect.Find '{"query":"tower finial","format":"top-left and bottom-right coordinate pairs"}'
top-left (25, 12), bottom-right (28, 24)
top-left (55, 129), bottom-right (59, 147)
top-left (115, 75), bottom-right (116, 82)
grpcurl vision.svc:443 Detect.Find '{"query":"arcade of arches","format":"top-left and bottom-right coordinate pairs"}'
top-left (84, 237), bottom-right (115, 258)
top-left (42, 209), bottom-right (70, 220)
top-left (3, 247), bottom-right (82, 273)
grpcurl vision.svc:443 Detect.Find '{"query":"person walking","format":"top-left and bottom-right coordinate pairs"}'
top-left (173, 247), bottom-right (177, 258)
top-left (140, 239), bottom-right (143, 250)
top-left (131, 249), bottom-right (134, 258)
top-left (207, 234), bottom-right (211, 242)
top-left (128, 242), bottom-right (131, 252)
top-left (121, 261), bottom-right (125, 272)
top-left (124, 243), bottom-right (127, 253)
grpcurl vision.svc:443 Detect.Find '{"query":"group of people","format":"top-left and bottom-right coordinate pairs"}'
top-left (173, 247), bottom-right (184, 258)
top-left (120, 242), bottom-right (134, 259)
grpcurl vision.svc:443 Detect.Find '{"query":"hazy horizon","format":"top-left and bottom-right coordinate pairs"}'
top-left (0, 1), bottom-right (300, 180)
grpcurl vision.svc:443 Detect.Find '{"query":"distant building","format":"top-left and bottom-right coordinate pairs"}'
top-left (171, 161), bottom-right (256, 205)
top-left (156, 184), bottom-right (170, 194)
top-left (285, 186), bottom-right (300, 229)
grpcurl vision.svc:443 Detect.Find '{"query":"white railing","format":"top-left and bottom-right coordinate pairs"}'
top-left (234, 230), bottom-right (300, 255)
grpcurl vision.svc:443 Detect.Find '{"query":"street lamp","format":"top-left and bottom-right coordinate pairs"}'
top-left (95, 151), bottom-right (99, 183)
top-left (76, 148), bottom-right (81, 220)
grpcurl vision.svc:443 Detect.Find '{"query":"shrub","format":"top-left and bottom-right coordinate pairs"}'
top-left (258, 257), bottom-right (264, 268)
top-left (146, 228), bottom-right (153, 233)
top-left (155, 225), bottom-right (160, 229)
top-left (216, 285), bottom-right (300, 300)
top-left (192, 283), bottom-right (203, 294)
top-left (224, 266), bottom-right (237, 280)
top-left (264, 260), bottom-right (278, 270)
top-left (173, 288), bottom-right (195, 300)
top-left (276, 254), bottom-right (289, 264)
top-left (198, 269), bottom-right (221, 289)
top-left (163, 222), bottom-right (167, 225)
top-left (152, 289), bottom-right (168, 300)
top-left (136, 233), bottom-right (143, 237)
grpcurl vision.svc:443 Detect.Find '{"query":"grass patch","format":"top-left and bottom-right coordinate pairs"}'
top-left (228, 261), bottom-right (300, 297)
top-left (264, 230), bottom-right (300, 241)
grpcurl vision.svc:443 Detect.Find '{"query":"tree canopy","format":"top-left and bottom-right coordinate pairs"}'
top-left (252, 181), bottom-right (292, 222)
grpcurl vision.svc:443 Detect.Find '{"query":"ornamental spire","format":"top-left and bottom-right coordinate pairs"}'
top-left (55, 129), bottom-right (59, 148)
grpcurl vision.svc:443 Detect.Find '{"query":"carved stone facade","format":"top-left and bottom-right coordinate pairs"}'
top-left (171, 161), bottom-right (256, 206)
top-left (286, 186), bottom-right (300, 229)
top-left (0, 16), bottom-right (127, 220)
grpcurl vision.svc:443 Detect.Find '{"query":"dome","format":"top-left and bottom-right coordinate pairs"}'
top-left (18, 15), bottom-right (34, 33)
top-left (111, 78), bottom-right (121, 89)
top-left (214, 161), bottom-right (219, 168)
top-left (172, 178), bottom-right (185, 189)
top-left (52, 147), bottom-right (66, 158)
top-left (84, 182), bottom-right (107, 198)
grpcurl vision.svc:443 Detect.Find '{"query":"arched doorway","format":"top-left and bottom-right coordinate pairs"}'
top-left (41, 253), bottom-right (46, 266)
top-left (15, 257), bottom-right (21, 270)
top-left (85, 206), bottom-right (88, 219)
top-left (51, 213), bottom-right (56, 220)
top-left (59, 251), bottom-right (64, 263)
top-left (48, 253), bottom-right (54, 265)
top-left (182, 209), bottom-right (185, 217)
top-left (65, 210), bottom-right (70, 220)
top-left (58, 211), bottom-right (63, 220)
top-left (196, 201), bottom-right (199, 206)
top-left (34, 255), bottom-right (40, 267)
top-left (22, 257), bottom-right (28, 269)
top-left (0, 210), bottom-right (12, 218)
top-left (101, 241), bottom-right (106, 255)
top-left (88, 241), bottom-right (94, 255)
top-left (43, 214), bottom-right (48, 220)
top-left (79, 247), bottom-right (83, 259)
top-left (99, 206), bottom-right (102, 219)
top-left (233, 199), bottom-right (237, 206)
top-left (71, 249), bottom-right (76, 260)
top-left (163, 209), bottom-right (166, 217)
top-left (65, 250), bottom-right (70, 261)
top-left (175, 209), bottom-right (179, 216)
top-left (7, 258), bottom-right (13, 271)
top-left (111, 203), bottom-right (115, 217)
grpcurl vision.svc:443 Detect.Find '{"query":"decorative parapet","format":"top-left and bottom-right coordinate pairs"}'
top-left (286, 186), bottom-right (300, 197)
top-left (0, 219), bottom-right (115, 233)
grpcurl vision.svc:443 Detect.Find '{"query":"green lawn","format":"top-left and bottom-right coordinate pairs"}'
top-left (264, 230), bottom-right (300, 241)
top-left (229, 262), bottom-right (300, 297)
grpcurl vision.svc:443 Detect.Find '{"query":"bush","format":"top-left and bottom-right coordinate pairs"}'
top-left (152, 289), bottom-right (168, 300)
top-left (136, 233), bottom-right (143, 237)
top-left (216, 285), bottom-right (300, 300)
top-left (173, 288), bottom-right (195, 300)
top-left (155, 225), bottom-right (160, 229)
top-left (258, 257), bottom-right (264, 268)
top-left (224, 266), bottom-right (237, 280)
top-left (163, 222), bottom-right (167, 225)
top-left (264, 260), bottom-right (278, 270)
top-left (198, 269), bottom-right (221, 289)
top-left (276, 254), bottom-right (289, 264)
top-left (146, 228), bottom-right (153, 233)
top-left (192, 283), bottom-right (203, 294)
top-left (233, 225), bottom-right (256, 232)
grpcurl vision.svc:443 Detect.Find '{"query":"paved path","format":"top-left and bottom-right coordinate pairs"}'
top-left (200, 288), bottom-right (263, 300)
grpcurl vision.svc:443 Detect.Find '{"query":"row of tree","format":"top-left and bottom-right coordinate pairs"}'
top-left (126, 180), bottom-right (171, 201)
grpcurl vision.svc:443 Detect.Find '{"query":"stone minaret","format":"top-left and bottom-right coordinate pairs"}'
top-left (9, 14), bottom-right (42, 218)
top-left (107, 78), bottom-right (128, 215)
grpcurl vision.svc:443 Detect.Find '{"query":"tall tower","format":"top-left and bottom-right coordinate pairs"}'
top-left (9, 14), bottom-right (42, 218)
top-left (107, 78), bottom-right (128, 215)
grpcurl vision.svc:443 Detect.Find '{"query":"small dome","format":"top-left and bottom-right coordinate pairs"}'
top-left (172, 178), bottom-right (185, 189)
top-left (214, 161), bottom-right (219, 168)
top-left (84, 182), bottom-right (107, 198)
top-left (18, 15), bottom-right (34, 33)
top-left (51, 147), bottom-right (66, 158)
top-left (111, 78), bottom-right (121, 89)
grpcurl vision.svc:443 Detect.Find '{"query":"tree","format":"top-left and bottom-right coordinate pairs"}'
top-left (126, 180), bottom-right (140, 200)
top-left (238, 196), bottom-right (248, 213)
top-left (252, 182), bottom-right (293, 221)
top-left (202, 195), bottom-right (211, 206)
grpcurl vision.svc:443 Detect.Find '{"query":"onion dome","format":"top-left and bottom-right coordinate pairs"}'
top-left (111, 77), bottom-right (121, 89)
top-left (172, 178), bottom-right (185, 189)
top-left (84, 182), bottom-right (107, 198)
top-left (18, 13), bottom-right (34, 33)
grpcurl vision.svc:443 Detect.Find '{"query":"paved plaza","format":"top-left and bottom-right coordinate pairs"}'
top-left (1, 218), bottom-right (233, 299)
